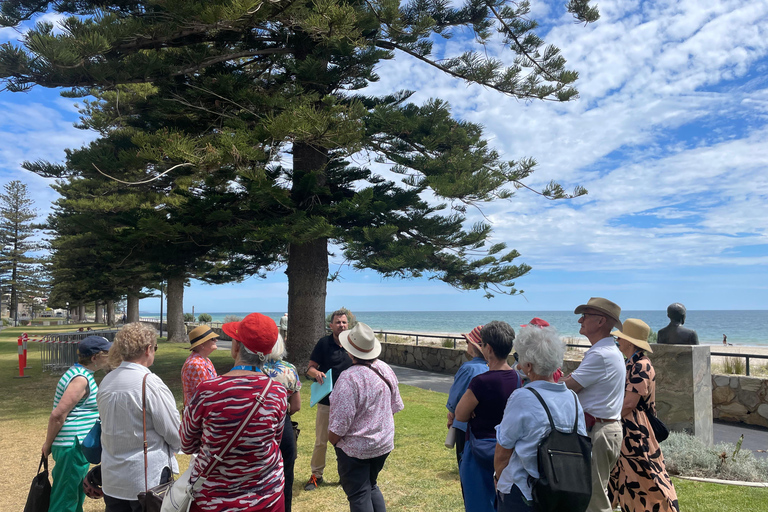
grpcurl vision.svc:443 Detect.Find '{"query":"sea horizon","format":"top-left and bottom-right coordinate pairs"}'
top-left (139, 309), bottom-right (768, 347)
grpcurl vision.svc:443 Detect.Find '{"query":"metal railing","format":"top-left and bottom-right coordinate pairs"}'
top-left (710, 352), bottom-right (768, 377)
top-left (376, 330), bottom-right (465, 348)
top-left (36, 329), bottom-right (119, 375)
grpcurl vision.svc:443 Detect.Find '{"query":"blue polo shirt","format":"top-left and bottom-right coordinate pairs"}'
top-left (446, 356), bottom-right (488, 432)
top-left (495, 380), bottom-right (587, 500)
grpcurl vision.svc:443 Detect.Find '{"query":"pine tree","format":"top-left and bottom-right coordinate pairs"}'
top-left (0, 180), bottom-right (41, 325)
top-left (1, 0), bottom-right (597, 363)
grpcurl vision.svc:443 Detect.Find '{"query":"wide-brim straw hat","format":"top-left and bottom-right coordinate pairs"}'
top-left (340, 322), bottom-right (381, 360)
top-left (612, 318), bottom-right (653, 353)
top-left (188, 325), bottom-right (219, 350)
top-left (462, 325), bottom-right (483, 350)
top-left (574, 297), bottom-right (623, 331)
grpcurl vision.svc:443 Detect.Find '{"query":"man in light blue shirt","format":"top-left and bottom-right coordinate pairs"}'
top-left (446, 325), bottom-right (487, 467)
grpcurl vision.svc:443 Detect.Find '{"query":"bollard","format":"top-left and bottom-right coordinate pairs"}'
top-left (22, 332), bottom-right (30, 369)
top-left (15, 336), bottom-right (30, 378)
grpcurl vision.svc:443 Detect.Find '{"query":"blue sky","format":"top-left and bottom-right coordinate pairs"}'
top-left (1, 1), bottom-right (767, 313)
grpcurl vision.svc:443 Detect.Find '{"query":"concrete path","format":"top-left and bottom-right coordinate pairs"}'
top-left (389, 364), bottom-right (768, 458)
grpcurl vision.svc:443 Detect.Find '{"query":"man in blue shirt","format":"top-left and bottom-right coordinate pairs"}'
top-left (446, 325), bottom-right (488, 468)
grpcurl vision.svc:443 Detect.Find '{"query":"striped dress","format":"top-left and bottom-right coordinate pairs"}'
top-left (52, 364), bottom-right (99, 447)
top-left (181, 374), bottom-right (288, 512)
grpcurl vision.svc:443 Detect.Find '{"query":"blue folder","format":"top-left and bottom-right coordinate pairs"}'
top-left (310, 368), bottom-right (333, 407)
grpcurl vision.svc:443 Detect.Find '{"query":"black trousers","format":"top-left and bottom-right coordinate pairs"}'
top-left (335, 447), bottom-right (389, 512)
top-left (280, 416), bottom-right (297, 512)
top-left (104, 495), bottom-right (142, 512)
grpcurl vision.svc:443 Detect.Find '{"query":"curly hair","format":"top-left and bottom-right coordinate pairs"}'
top-left (109, 322), bottom-right (157, 366)
top-left (515, 326), bottom-right (565, 377)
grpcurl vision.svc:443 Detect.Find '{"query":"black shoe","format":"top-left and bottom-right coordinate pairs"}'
top-left (304, 475), bottom-right (323, 491)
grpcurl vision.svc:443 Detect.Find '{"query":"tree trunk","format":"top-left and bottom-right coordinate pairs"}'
top-left (166, 276), bottom-right (187, 343)
top-left (287, 238), bottom-right (329, 369)
top-left (107, 300), bottom-right (115, 326)
top-left (127, 290), bottom-right (140, 322)
top-left (78, 304), bottom-right (86, 323)
top-left (286, 141), bottom-right (332, 370)
top-left (95, 301), bottom-right (104, 325)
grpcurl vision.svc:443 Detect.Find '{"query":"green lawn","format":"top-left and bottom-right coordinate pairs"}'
top-left (1, 325), bottom-right (766, 511)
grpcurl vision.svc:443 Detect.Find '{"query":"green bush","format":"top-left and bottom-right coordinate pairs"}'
top-left (197, 313), bottom-right (212, 323)
top-left (722, 357), bottom-right (746, 375)
top-left (664, 432), bottom-right (768, 482)
top-left (19, 319), bottom-right (30, 326)
top-left (183, 313), bottom-right (195, 322)
top-left (442, 338), bottom-right (455, 348)
top-left (223, 315), bottom-right (242, 323)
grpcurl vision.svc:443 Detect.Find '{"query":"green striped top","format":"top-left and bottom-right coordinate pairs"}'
top-left (52, 364), bottom-right (99, 447)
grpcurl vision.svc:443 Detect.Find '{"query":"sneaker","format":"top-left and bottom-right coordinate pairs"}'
top-left (304, 475), bottom-right (323, 491)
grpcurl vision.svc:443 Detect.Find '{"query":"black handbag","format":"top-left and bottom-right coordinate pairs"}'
top-left (24, 454), bottom-right (51, 512)
top-left (640, 397), bottom-right (669, 442)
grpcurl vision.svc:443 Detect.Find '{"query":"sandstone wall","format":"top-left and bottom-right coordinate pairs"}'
top-left (712, 374), bottom-right (768, 428)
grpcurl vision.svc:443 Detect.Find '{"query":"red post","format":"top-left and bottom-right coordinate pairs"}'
top-left (22, 332), bottom-right (30, 369)
top-left (15, 336), bottom-right (30, 378)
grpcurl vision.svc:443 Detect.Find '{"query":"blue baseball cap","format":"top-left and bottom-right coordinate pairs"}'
top-left (78, 336), bottom-right (112, 357)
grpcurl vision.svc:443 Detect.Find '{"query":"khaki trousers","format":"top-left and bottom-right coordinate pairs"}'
top-left (310, 403), bottom-right (330, 477)
top-left (587, 420), bottom-right (622, 512)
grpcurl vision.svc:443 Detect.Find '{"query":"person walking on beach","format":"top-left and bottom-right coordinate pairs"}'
top-left (446, 325), bottom-right (487, 468)
top-left (723, 334), bottom-right (728, 346)
top-left (657, 303), bottom-right (699, 345)
top-left (564, 298), bottom-right (625, 512)
top-left (304, 308), bottom-right (353, 491)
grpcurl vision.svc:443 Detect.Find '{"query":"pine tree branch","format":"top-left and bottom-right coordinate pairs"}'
top-left (91, 162), bottom-right (194, 185)
top-left (487, 4), bottom-right (555, 82)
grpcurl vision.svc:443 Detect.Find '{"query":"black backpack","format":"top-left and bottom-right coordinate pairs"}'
top-left (527, 388), bottom-right (593, 512)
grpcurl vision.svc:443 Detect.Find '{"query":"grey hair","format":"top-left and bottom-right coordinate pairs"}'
top-left (267, 334), bottom-right (287, 362)
top-left (238, 343), bottom-right (266, 368)
top-left (515, 326), bottom-right (565, 377)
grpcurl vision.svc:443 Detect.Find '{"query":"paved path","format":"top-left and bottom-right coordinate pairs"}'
top-left (389, 364), bottom-right (768, 458)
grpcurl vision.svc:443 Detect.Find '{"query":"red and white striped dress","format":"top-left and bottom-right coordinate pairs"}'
top-left (181, 374), bottom-right (288, 512)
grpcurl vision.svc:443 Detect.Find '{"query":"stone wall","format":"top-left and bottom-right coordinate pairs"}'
top-left (381, 342), bottom-right (469, 375)
top-left (712, 374), bottom-right (768, 428)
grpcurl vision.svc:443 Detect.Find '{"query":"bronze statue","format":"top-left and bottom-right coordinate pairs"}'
top-left (657, 303), bottom-right (699, 345)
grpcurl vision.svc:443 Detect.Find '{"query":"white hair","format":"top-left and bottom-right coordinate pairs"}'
top-left (514, 326), bottom-right (565, 377)
top-left (267, 334), bottom-right (287, 362)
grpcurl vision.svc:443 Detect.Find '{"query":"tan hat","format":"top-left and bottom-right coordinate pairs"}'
top-left (339, 322), bottom-right (381, 360)
top-left (612, 318), bottom-right (653, 353)
top-left (188, 325), bottom-right (219, 350)
top-left (574, 297), bottom-right (623, 331)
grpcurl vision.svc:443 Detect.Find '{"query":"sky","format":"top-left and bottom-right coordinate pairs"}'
top-left (1, 1), bottom-right (767, 314)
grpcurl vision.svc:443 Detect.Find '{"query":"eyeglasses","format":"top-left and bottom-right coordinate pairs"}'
top-left (149, 344), bottom-right (158, 352)
top-left (580, 313), bottom-right (605, 320)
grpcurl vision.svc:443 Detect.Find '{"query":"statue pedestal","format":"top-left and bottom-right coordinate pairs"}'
top-left (649, 344), bottom-right (713, 445)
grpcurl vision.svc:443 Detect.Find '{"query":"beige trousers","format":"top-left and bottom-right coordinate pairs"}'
top-left (310, 403), bottom-right (330, 478)
top-left (587, 420), bottom-right (622, 512)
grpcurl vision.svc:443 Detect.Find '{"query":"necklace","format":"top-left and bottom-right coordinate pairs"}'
top-left (232, 365), bottom-right (261, 373)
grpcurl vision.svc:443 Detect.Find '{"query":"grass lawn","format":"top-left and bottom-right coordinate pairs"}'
top-left (1, 325), bottom-right (766, 511)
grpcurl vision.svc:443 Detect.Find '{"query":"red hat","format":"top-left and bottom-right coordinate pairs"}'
top-left (222, 313), bottom-right (278, 355)
top-left (462, 325), bottom-right (483, 348)
top-left (521, 317), bottom-right (550, 328)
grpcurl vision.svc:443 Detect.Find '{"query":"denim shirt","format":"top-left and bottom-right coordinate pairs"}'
top-left (446, 357), bottom-right (488, 432)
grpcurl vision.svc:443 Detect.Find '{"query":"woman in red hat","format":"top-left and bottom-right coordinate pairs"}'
top-left (181, 313), bottom-right (288, 512)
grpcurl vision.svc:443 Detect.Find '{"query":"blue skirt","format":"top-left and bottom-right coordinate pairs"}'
top-left (459, 437), bottom-right (496, 512)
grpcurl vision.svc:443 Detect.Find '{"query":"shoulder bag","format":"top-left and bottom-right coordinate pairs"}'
top-left (80, 419), bottom-right (102, 464)
top-left (639, 396), bottom-right (669, 442)
top-left (158, 377), bottom-right (275, 512)
top-left (23, 454), bottom-right (51, 512)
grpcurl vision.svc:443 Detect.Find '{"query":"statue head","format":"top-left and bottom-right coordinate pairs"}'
top-left (667, 303), bottom-right (686, 324)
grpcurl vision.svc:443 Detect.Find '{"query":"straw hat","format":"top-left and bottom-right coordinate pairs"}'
top-left (188, 325), bottom-right (219, 350)
top-left (339, 322), bottom-right (381, 360)
top-left (612, 318), bottom-right (653, 353)
top-left (574, 297), bottom-right (623, 331)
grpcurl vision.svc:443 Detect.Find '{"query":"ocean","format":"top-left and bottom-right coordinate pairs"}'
top-left (138, 310), bottom-right (768, 347)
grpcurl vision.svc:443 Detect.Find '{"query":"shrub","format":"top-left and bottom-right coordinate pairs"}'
top-left (19, 319), bottom-right (30, 326)
top-left (197, 313), bottom-right (212, 323)
top-left (223, 315), bottom-right (242, 323)
top-left (723, 357), bottom-right (745, 375)
top-left (183, 313), bottom-right (195, 322)
top-left (442, 338), bottom-right (456, 348)
top-left (664, 432), bottom-right (768, 482)
top-left (648, 329), bottom-right (658, 344)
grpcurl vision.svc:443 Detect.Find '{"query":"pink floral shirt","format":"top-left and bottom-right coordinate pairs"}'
top-left (329, 360), bottom-right (404, 459)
